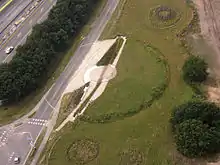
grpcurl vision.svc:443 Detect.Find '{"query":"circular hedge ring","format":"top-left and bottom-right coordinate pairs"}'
top-left (149, 5), bottom-right (181, 29)
top-left (66, 138), bottom-right (99, 164)
top-left (119, 148), bottom-right (144, 165)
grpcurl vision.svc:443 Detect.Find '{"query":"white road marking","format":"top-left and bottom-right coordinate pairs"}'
top-left (44, 98), bottom-right (56, 110)
top-left (17, 32), bottom-right (22, 38)
top-left (29, 19), bottom-right (32, 25)
top-left (40, 7), bottom-right (44, 13)
top-left (28, 118), bottom-right (48, 126)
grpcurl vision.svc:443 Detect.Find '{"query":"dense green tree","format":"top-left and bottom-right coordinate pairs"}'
top-left (170, 101), bottom-right (220, 158)
top-left (175, 119), bottom-right (220, 157)
top-left (182, 56), bottom-right (208, 83)
top-left (170, 101), bottom-right (220, 130)
top-left (0, 0), bottom-right (100, 103)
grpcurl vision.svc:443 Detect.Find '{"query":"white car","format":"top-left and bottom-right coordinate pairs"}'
top-left (13, 156), bottom-right (20, 164)
top-left (5, 46), bottom-right (14, 54)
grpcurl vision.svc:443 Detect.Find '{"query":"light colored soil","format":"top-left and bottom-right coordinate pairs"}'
top-left (207, 86), bottom-right (220, 103)
top-left (87, 65), bottom-right (117, 82)
top-left (193, 0), bottom-right (220, 74)
top-left (208, 162), bottom-right (220, 165)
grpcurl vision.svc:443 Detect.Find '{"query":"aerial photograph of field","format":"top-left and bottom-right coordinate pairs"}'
top-left (1, 0), bottom-right (220, 164)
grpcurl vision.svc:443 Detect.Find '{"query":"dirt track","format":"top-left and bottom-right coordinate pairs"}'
top-left (194, 0), bottom-right (220, 64)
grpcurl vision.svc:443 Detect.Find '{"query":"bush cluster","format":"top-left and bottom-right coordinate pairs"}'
top-left (182, 56), bottom-right (208, 84)
top-left (0, 0), bottom-right (99, 103)
top-left (170, 101), bottom-right (220, 157)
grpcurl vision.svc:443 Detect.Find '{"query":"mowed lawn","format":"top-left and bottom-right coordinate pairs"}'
top-left (46, 0), bottom-right (195, 164)
top-left (84, 40), bottom-right (167, 120)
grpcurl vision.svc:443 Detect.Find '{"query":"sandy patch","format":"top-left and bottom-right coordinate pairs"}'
top-left (193, 0), bottom-right (220, 68)
top-left (207, 86), bottom-right (220, 103)
top-left (84, 65), bottom-right (117, 83)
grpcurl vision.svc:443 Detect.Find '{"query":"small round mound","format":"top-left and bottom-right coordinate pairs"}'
top-left (149, 5), bottom-right (181, 29)
top-left (119, 148), bottom-right (144, 165)
top-left (66, 138), bottom-right (99, 164)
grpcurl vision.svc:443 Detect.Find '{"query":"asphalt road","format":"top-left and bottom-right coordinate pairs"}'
top-left (0, 0), bottom-right (55, 63)
top-left (0, 0), bottom-right (119, 164)
top-left (0, 0), bottom-right (33, 34)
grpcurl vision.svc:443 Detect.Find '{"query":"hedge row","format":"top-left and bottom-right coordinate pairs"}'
top-left (0, 0), bottom-right (99, 103)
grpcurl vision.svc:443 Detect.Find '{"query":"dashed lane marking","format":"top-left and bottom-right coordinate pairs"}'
top-left (17, 32), bottom-right (22, 38)
top-left (29, 19), bottom-right (33, 25)
top-left (40, 7), bottom-right (44, 13)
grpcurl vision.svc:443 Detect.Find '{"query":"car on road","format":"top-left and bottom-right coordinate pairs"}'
top-left (5, 46), bottom-right (14, 54)
top-left (14, 156), bottom-right (20, 164)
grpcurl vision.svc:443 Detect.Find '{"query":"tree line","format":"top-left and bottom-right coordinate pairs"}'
top-left (0, 0), bottom-right (99, 103)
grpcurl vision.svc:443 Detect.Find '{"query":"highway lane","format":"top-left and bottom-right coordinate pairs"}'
top-left (0, 0), bottom-right (33, 34)
top-left (0, 0), bottom-right (56, 63)
top-left (0, 0), bottom-right (119, 164)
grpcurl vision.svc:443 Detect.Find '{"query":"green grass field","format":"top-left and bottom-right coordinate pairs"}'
top-left (82, 42), bottom-right (168, 122)
top-left (42, 0), bottom-right (197, 164)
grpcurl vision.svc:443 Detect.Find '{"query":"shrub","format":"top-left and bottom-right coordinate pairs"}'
top-left (175, 119), bottom-right (220, 157)
top-left (182, 56), bottom-right (208, 84)
top-left (170, 101), bottom-right (220, 130)
top-left (170, 101), bottom-right (220, 157)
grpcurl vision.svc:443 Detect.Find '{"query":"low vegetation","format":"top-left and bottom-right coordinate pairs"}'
top-left (55, 84), bottom-right (87, 128)
top-left (0, 0), bottom-right (99, 104)
top-left (170, 101), bottom-right (220, 157)
top-left (149, 5), bottom-right (181, 29)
